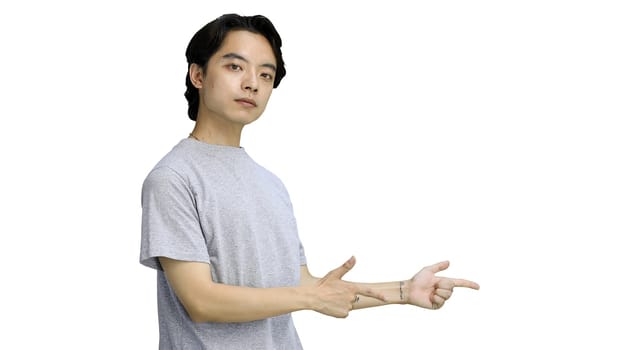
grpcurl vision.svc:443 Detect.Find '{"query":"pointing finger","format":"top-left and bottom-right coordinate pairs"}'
top-left (437, 278), bottom-right (455, 290)
top-left (452, 278), bottom-right (480, 290)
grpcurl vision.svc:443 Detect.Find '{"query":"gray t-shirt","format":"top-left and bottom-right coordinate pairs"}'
top-left (140, 138), bottom-right (307, 349)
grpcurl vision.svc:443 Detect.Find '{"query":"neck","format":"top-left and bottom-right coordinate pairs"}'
top-left (191, 114), bottom-right (243, 147)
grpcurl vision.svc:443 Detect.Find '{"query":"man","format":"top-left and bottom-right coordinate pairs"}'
top-left (140, 13), bottom-right (479, 349)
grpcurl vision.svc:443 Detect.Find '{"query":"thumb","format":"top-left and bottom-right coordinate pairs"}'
top-left (427, 260), bottom-right (450, 274)
top-left (325, 256), bottom-right (356, 280)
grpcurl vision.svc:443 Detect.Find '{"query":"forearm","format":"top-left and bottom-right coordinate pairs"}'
top-left (299, 270), bottom-right (407, 311)
top-left (350, 280), bottom-right (409, 310)
top-left (187, 283), bottom-right (313, 323)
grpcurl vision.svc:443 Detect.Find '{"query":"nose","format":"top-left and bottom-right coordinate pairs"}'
top-left (242, 71), bottom-right (258, 93)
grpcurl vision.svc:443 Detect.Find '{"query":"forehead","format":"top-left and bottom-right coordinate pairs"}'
top-left (216, 30), bottom-right (276, 64)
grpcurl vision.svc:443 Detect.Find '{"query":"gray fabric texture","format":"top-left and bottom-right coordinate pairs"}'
top-left (140, 138), bottom-right (306, 349)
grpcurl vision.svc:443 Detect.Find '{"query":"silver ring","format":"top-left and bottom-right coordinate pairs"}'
top-left (353, 295), bottom-right (360, 303)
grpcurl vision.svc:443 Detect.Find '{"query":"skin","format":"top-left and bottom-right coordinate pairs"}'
top-left (161, 29), bottom-right (480, 323)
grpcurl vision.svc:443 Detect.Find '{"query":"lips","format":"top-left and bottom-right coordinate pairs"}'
top-left (235, 98), bottom-right (257, 107)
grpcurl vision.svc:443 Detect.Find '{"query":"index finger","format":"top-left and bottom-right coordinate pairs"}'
top-left (452, 278), bottom-right (480, 290)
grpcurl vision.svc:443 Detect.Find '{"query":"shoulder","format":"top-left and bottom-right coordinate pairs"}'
top-left (142, 140), bottom-right (195, 193)
top-left (143, 165), bottom-right (185, 188)
top-left (145, 138), bottom-right (204, 176)
top-left (152, 139), bottom-right (195, 170)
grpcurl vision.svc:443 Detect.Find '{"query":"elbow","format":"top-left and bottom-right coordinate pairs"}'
top-left (184, 302), bottom-right (216, 323)
top-left (184, 299), bottom-right (229, 323)
top-left (176, 284), bottom-right (226, 323)
top-left (186, 306), bottom-right (208, 323)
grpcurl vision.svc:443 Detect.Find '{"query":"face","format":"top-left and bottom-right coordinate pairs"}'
top-left (190, 30), bottom-right (277, 127)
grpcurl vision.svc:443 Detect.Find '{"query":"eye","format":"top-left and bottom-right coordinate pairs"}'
top-left (228, 64), bottom-right (241, 71)
top-left (260, 72), bottom-right (274, 81)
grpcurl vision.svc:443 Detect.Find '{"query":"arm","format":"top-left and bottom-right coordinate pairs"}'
top-left (301, 258), bottom-right (480, 312)
top-left (160, 257), bottom-right (308, 323)
top-left (159, 256), bottom-right (385, 323)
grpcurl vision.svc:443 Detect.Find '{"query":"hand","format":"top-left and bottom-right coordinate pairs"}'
top-left (312, 256), bottom-right (385, 318)
top-left (406, 260), bottom-right (479, 310)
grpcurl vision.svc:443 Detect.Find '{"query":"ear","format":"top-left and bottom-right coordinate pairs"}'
top-left (189, 63), bottom-right (205, 89)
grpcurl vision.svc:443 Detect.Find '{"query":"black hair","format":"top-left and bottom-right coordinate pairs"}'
top-left (184, 14), bottom-right (287, 121)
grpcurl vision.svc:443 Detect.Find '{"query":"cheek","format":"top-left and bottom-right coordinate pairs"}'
top-left (261, 89), bottom-right (274, 103)
top-left (204, 78), bottom-right (225, 98)
top-left (204, 70), bottom-right (224, 90)
top-left (201, 87), bottom-right (224, 109)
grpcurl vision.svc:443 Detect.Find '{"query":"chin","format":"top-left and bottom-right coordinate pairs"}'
top-left (232, 112), bottom-right (263, 125)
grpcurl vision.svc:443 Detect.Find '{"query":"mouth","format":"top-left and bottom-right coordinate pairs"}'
top-left (235, 98), bottom-right (257, 107)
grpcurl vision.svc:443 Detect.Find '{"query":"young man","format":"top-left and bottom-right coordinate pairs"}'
top-left (140, 14), bottom-right (479, 349)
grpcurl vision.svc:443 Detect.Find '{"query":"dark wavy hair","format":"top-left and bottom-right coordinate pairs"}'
top-left (184, 14), bottom-right (287, 121)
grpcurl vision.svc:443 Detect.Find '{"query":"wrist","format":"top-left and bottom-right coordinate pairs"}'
top-left (297, 285), bottom-right (317, 311)
top-left (399, 280), bottom-right (409, 305)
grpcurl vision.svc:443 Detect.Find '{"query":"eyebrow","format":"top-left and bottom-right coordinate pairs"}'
top-left (221, 52), bottom-right (277, 72)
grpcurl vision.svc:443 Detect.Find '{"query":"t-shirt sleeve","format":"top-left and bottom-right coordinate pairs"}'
top-left (140, 166), bottom-right (210, 270)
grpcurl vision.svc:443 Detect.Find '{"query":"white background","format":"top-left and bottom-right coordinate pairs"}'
top-left (1, 0), bottom-right (621, 348)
